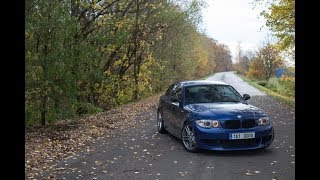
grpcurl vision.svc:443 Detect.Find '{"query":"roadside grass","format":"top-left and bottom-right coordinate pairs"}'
top-left (240, 75), bottom-right (295, 107)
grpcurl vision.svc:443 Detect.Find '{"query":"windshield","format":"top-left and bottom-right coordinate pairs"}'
top-left (185, 84), bottom-right (243, 103)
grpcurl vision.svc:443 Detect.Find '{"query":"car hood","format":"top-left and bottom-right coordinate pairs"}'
top-left (184, 103), bottom-right (266, 120)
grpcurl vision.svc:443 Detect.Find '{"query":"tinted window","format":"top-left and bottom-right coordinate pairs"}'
top-left (175, 86), bottom-right (182, 101)
top-left (185, 85), bottom-right (242, 103)
top-left (167, 83), bottom-right (180, 97)
top-left (165, 84), bottom-right (174, 96)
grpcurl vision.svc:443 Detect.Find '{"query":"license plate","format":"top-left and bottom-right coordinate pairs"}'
top-left (229, 132), bottom-right (255, 140)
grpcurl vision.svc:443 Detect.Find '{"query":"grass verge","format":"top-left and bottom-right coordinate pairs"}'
top-left (240, 75), bottom-right (295, 108)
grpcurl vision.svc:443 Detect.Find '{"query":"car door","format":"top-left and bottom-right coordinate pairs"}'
top-left (169, 86), bottom-right (186, 137)
top-left (162, 83), bottom-right (178, 132)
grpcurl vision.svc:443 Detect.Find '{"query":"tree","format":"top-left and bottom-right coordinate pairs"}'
top-left (257, 0), bottom-right (295, 58)
top-left (247, 43), bottom-right (284, 80)
top-left (26, 0), bottom-right (79, 125)
top-left (26, 0), bottom-right (231, 127)
top-left (213, 43), bottom-right (233, 72)
top-left (234, 43), bottom-right (252, 75)
top-left (235, 50), bottom-right (255, 75)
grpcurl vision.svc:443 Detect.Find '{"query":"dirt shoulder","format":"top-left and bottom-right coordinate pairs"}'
top-left (25, 94), bottom-right (161, 179)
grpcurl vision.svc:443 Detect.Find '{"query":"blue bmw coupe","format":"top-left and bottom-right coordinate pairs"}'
top-left (157, 80), bottom-right (274, 152)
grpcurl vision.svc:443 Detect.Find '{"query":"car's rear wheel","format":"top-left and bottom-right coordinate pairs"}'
top-left (157, 111), bottom-right (167, 133)
top-left (181, 123), bottom-right (199, 152)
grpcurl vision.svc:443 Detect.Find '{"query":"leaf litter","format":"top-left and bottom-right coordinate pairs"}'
top-left (25, 94), bottom-right (161, 179)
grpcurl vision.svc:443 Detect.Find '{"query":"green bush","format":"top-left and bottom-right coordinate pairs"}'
top-left (241, 76), bottom-right (294, 107)
top-left (279, 75), bottom-right (295, 97)
top-left (266, 77), bottom-right (294, 98)
top-left (257, 81), bottom-right (267, 86)
top-left (75, 103), bottom-right (103, 117)
top-left (25, 105), bottom-right (41, 127)
top-left (25, 101), bottom-right (103, 127)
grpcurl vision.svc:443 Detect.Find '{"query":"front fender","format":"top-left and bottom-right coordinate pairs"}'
top-left (178, 112), bottom-right (193, 138)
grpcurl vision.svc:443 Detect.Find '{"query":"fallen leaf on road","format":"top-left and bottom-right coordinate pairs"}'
top-left (245, 170), bottom-right (253, 176)
top-left (25, 94), bottom-right (163, 178)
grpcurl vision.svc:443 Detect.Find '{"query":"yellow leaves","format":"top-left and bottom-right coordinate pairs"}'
top-left (114, 59), bottom-right (123, 66)
top-left (261, 0), bottom-right (294, 50)
top-left (91, 4), bottom-right (103, 11)
top-left (102, 45), bottom-right (116, 54)
top-left (114, 20), bottom-right (126, 29)
top-left (280, 75), bottom-right (295, 83)
top-left (151, 4), bottom-right (157, 10)
top-left (94, 83), bottom-right (100, 90)
top-left (97, 20), bottom-right (104, 27)
top-left (25, 31), bottom-right (30, 38)
top-left (156, 35), bottom-right (162, 41)
top-left (103, 70), bottom-right (112, 76)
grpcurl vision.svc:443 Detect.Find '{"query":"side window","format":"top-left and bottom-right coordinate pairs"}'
top-left (166, 83), bottom-right (182, 102)
top-left (165, 84), bottom-right (174, 96)
top-left (175, 87), bottom-right (182, 101)
top-left (167, 84), bottom-right (178, 97)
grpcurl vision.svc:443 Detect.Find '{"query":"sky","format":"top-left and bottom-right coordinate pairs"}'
top-left (201, 0), bottom-right (271, 62)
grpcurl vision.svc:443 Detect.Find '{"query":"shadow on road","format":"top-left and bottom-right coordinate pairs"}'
top-left (158, 129), bottom-right (274, 157)
top-left (198, 148), bottom-right (274, 157)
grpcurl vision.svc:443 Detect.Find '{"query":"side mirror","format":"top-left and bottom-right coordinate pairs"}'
top-left (243, 94), bottom-right (250, 100)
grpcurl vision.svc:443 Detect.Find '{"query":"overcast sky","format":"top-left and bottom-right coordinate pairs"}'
top-left (201, 0), bottom-right (271, 61)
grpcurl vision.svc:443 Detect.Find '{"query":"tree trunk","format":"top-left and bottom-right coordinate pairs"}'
top-left (133, 62), bottom-right (139, 100)
top-left (133, 0), bottom-right (140, 100)
top-left (40, 97), bottom-right (46, 126)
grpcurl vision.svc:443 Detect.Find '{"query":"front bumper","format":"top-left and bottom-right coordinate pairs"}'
top-left (193, 124), bottom-right (274, 151)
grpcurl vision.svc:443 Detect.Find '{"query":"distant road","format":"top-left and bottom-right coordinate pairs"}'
top-left (206, 71), bottom-right (265, 96)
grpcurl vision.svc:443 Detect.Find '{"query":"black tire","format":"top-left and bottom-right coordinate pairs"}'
top-left (157, 110), bottom-right (167, 133)
top-left (181, 123), bottom-right (199, 153)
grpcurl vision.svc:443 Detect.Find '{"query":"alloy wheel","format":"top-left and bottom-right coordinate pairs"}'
top-left (182, 124), bottom-right (197, 150)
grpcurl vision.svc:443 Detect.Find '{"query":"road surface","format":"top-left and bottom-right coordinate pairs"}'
top-left (41, 71), bottom-right (295, 180)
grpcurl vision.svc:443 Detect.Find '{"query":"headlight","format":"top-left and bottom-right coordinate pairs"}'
top-left (195, 120), bottom-right (221, 128)
top-left (258, 116), bottom-right (270, 125)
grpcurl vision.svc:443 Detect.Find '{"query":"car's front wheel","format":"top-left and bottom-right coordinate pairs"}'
top-left (181, 123), bottom-right (199, 153)
top-left (157, 111), bottom-right (167, 133)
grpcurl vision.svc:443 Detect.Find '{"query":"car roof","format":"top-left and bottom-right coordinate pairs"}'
top-left (178, 80), bottom-right (228, 87)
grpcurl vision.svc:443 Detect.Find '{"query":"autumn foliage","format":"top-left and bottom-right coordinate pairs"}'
top-left (246, 44), bottom-right (284, 80)
top-left (25, 0), bottom-right (233, 126)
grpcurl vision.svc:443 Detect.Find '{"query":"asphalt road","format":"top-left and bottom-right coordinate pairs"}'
top-left (42, 71), bottom-right (295, 180)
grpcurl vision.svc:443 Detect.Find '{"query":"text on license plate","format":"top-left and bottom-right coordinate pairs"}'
top-left (229, 132), bottom-right (255, 140)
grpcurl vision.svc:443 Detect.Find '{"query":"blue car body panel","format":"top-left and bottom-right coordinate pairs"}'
top-left (158, 80), bottom-right (274, 151)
